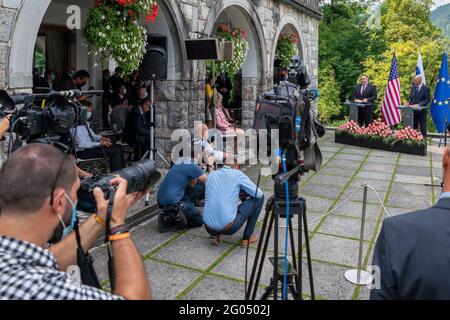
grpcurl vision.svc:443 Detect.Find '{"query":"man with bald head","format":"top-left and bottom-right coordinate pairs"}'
top-left (408, 75), bottom-right (431, 137)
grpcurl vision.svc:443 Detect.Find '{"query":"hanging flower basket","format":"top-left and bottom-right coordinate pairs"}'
top-left (275, 33), bottom-right (299, 68)
top-left (85, 0), bottom-right (159, 75)
top-left (207, 24), bottom-right (249, 78)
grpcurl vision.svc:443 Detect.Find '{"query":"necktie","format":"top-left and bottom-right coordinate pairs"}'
top-left (360, 85), bottom-right (366, 96)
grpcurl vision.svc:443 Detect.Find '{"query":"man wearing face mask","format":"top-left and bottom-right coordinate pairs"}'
top-left (0, 144), bottom-right (151, 300)
top-left (60, 70), bottom-right (91, 102)
top-left (71, 102), bottom-right (125, 171)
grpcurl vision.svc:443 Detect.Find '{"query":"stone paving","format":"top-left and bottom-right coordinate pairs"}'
top-left (90, 131), bottom-right (443, 300)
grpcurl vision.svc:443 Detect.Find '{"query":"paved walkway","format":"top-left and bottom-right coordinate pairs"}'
top-left (90, 131), bottom-right (443, 300)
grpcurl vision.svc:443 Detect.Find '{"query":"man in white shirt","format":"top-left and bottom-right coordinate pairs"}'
top-left (71, 103), bottom-right (125, 171)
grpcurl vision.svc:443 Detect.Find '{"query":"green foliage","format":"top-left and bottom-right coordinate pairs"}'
top-left (319, 0), bottom-right (386, 102)
top-left (206, 25), bottom-right (249, 80)
top-left (275, 34), bottom-right (299, 68)
top-left (34, 47), bottom-right (45, 71)
top-left (318, 66), bottom-right (344, 125)
top-left (364, 0), bottom-right (449, 118)
top-left (84, 1), bottom-right (156, 75)
top-left (320, 0), bottom-right (449, 133)
top-left (431, 4), bottom-right (450, 39)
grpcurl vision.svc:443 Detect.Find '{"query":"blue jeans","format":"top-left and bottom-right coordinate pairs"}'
top-left (209, 195), bottom-right (264, 240)
top-left (181, 184), bottom-right (204, 228)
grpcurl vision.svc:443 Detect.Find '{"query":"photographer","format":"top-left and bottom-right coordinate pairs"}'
top-left (0, 144), bottom-right (151, 300)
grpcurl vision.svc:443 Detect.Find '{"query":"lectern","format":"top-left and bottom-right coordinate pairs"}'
top-left (397, 105), bottom-right (428, 128)
top-left (344, 101), bottom-right (372, 124)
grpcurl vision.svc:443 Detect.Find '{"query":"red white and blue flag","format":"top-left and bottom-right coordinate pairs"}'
top-left (381, 53), bottom-right (402, 126)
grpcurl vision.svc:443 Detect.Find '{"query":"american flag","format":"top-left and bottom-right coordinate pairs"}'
top-left (381, 54), bottom-right (402, 126)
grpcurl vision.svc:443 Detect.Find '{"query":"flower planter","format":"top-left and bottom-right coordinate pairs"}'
top-left (335, 132), bottom-right (427, 156)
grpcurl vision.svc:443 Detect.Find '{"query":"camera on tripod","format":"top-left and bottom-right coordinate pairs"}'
top-left (0, 89), bottom-right (96, 143)
top-left (77, 159), bottom-right (162, 213)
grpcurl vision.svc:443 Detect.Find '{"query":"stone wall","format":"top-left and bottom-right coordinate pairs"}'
top-left (0, 0), bottom-right (21, 90)
top-left (0, 0), bottom-right (321, 164)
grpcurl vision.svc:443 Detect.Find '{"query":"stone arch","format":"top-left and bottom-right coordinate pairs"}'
top-left (8, 0), bottom-right (51, 90)
top-left (203, 0), bottom-right (268, 79)
top-left (145, 0), bottom-right (190, 80)
top-left (272, 13), bottom-right (307, 70)
top-left (7, 0), bottom-right (190, 89)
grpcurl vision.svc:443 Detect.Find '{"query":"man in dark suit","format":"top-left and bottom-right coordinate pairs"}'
top-left (123, 99), bottom-right (151, 161)
top-left (102, 69), bottom-right (112, 129)
top-left (370, 147), bottom-right (450, 300)
top-left (216, 72), bottom-right (233, 109)
top-left (351, 74), bottom-right (377, 127)
top-left (408, 75), bottom-right (431, 137)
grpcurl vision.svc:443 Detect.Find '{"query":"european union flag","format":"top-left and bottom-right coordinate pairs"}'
top-left (430, 51), bottom-right (450, 133)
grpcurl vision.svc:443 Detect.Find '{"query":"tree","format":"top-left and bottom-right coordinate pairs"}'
top-left (319, 0), bottom-right (386, 102)
top-left (318, 66), bottom-right (344, 124)
top-left (364, 0), bottom-right (448, 118)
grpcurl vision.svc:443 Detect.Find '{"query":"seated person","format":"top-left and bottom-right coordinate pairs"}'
top-left (370, 147), bottom-right (450, 300)
top-left (215, 93), bottom-right (246, 163)
top-left (157, 149), bottom-right (207, 233)
top-left (110, 98), bottom-right (131, 135)
top-left (70, 102), bottom-right (125, 172)
top-left (111, 84), bottom-right (128, 108)
top-left (194, 123), bottom-right (233, 166)
top-left (123, 100), bottom-right (151, 160)
top-left (203, 164), bottom-right (264, 248)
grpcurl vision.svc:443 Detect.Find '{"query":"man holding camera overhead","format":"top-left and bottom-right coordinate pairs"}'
top-left (0, 144), bottom-right (151, 300)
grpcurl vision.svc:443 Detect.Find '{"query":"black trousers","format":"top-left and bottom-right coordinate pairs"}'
top-left (414, 109), bottom-right (427, 137)
top-left (77, 145), bottom-right (125, 172)
top-left (358, 105), bottom-right (374, 127)
top-left (102, 95), bottom-right (110, 128)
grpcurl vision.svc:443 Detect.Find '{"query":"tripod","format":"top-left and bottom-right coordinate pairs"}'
top-left (142, 80), bottom-right (171, 205)
top-left (246, 165), bottom-right (315, 300)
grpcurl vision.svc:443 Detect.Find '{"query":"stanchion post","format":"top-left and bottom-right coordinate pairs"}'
top-left (344, 185), bottom-right (373, 286)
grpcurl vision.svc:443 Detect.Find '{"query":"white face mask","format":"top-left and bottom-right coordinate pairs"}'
top-left (87, 112), bottom-right (92, 120)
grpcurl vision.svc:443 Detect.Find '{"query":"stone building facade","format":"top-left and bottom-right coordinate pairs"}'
top-left (0, 0), bottom-right (321, 162)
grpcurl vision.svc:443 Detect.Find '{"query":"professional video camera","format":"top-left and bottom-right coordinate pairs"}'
top-left (77, 159), bottom-right (162, 213)
top-left (0, 89), bottom-right (101, 143)
top-left (248, 58), bottom-right (324, 300)
top-left (288, 56), bottom-right (319, 101)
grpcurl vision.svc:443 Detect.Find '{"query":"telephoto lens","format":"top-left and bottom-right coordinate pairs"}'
top-left (77, 160), bottom-right (162, 213)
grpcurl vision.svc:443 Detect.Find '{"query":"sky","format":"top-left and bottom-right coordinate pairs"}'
top-left (433, 0), bottom-right (450, 9)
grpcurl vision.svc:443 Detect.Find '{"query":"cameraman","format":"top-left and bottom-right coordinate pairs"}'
top-left (0, 144), bottom-right (151, 300)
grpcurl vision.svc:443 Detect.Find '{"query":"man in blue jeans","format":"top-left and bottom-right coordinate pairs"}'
top-left (157, 157), bottom-right (207, 232)
top-left (203, 166), bottom-right (264, 248)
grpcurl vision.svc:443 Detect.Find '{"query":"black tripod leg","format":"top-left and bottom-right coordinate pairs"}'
top-left (274, 210), bottom-right (279, 301)
top-left (288, 218), bottom-right (301, 299)
top-left (247, 198), bottom-right (272, 300)
top-left (298, 203), bottom-right (302, 301)
top-left (302, 202), bottom-right (315, 300)
top-left (252, 206), bottom-right (275, 300)
top-left (260, 280), bottom-right (275, 301)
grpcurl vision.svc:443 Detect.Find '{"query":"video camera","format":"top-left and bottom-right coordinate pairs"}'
top-left (77, 159), bottom-right (162, 213)
top-left (253, 57), bottom-right (325, 196)
top-left (0, 89), bottom-right (102, 143)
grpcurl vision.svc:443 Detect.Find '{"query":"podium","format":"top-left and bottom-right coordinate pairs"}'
top-left (344, 101), bottom-right (372, 124)
top-left (397, 105), bottom-right (428, 128)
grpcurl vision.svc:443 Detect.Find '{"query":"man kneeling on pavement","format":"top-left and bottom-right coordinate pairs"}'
top-left (203, 164), bottom-right (264, 248)
top-left (157, 148), bottom-right (207, 233)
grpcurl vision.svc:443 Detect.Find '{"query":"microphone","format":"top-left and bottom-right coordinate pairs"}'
top-left (57, 90), bottom-right (82, 98)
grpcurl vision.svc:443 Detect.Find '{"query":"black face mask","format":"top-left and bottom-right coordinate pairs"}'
top-left (80, 82), bottom-right (87, 88)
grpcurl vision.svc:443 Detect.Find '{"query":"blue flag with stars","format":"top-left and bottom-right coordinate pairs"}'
top-left (430, 51), bottom-right (450, 133)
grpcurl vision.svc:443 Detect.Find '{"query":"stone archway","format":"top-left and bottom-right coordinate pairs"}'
top-left (203, 0), bottom-right (268, 128)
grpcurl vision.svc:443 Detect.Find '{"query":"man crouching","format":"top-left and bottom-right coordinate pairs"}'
top-left (203, 165), bottom-right (264, 248)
